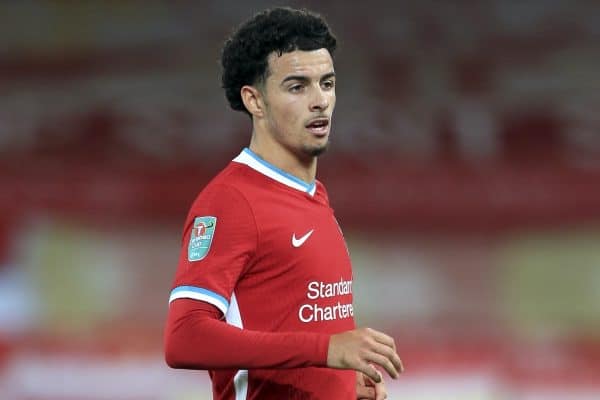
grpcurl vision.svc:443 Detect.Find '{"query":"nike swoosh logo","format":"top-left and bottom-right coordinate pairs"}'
top-left (292, 229), bottom-right (314, 247)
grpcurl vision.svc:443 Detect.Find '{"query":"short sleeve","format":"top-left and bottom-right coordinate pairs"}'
top-left (169, 184), bottom-right (257, 316)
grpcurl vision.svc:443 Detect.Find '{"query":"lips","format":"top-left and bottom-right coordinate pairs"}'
top-left (305, 117), bottom-right (330, 136)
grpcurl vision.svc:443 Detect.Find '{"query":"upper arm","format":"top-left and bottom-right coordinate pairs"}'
top-left (168, 184), bottom-right (257, 316)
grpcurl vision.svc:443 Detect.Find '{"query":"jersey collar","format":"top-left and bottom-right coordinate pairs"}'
top-left (233, 148), bottom-right (317, 196)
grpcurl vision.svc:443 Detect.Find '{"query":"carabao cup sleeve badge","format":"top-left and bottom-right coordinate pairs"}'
top-left (188, 216), bottom-right (217, 261)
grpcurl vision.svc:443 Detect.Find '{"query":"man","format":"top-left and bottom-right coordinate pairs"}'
top-left (164, 7), bottom-right (403, 399)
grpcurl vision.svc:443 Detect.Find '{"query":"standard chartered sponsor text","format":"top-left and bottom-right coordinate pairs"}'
top-left (299, 278), bottom-right (353, 323)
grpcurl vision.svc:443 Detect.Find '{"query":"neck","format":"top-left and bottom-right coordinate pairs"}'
top-left (248, 132), bottom-right (317, 185)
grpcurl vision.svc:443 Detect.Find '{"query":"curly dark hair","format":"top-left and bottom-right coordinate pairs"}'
top-left (221, 7), bottom-right (337, 115)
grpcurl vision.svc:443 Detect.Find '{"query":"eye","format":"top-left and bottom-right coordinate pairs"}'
top-left (322, 80), bottom-right (335, 90)
top-left (289, 84), bottom-right (304, 93)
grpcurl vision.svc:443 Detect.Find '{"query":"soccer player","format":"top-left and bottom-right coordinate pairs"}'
top-left (164, 7), bottom-right (403, 400)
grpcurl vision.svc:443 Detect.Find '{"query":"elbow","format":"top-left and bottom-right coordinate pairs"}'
top-left (164, 328), bottom-right (188, 369)
top-left (164, 326), bottom-right (209, 370)
top-left (164, 349), bottom-right (180, 369)
top-left (164, 299), bottom-right (219, 370)
top-left (164, 334), bottom-right (180, 369)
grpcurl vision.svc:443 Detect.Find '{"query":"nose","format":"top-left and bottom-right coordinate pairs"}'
top-left (309, 87), bottom-right (329, 112)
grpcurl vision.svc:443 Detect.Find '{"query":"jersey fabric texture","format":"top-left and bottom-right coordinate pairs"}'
top-left (169, 148), bottom-right (356, 399)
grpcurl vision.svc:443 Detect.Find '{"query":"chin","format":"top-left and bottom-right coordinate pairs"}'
top-left (305, 143), bottom-right (329, 157)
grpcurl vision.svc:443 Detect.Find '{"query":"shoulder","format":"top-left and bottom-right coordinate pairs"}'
top-left (194, 162), bottom-right (254, 201)
top-left (189, 161), bottom-right (288, 224)
top-left (192, 183), bottom-right (251, 215)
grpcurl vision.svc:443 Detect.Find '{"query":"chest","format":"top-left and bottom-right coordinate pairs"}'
top-left (246, 191), bottom-right (352, 284)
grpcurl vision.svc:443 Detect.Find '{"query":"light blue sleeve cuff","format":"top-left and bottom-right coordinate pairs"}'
top-left (169, 285), bottom-right (229, 315)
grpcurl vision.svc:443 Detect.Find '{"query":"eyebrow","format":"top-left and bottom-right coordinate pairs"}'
top-left (281, 72), bottom-right (336, 85)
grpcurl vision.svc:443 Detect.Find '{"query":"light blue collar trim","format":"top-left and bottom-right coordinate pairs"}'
top-left (233, 148), bottom-right (316, 196)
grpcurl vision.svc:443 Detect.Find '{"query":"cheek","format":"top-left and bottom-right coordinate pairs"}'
top-left (276, 99), bottom-right (303, 127)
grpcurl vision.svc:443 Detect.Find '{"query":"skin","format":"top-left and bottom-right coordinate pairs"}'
top-left (241, 48), bottom-right (335, 184)
top-left (357, 369), bottom-right (387, 400)
top-left (240, 48), bottom-right (403, 398)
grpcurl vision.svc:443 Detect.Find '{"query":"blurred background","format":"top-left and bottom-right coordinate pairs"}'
top-left (1, 1), bottom-right (599, 399)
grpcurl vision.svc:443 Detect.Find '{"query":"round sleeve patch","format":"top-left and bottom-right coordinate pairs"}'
top-left (188, 216), bottom-right (217, 261)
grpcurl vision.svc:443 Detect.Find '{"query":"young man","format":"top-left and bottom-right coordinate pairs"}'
top-left (164, 7), bottom-right (403, 400)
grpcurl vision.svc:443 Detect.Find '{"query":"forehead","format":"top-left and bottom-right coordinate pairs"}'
top-left (266, 48), bottom-right (334, 81)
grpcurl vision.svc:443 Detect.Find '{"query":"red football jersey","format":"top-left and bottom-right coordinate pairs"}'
top-left (169, 148), bottom-right (356, 399)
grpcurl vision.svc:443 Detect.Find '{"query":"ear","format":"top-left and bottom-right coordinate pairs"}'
top-left (240, 85), bottom-right (265, 118)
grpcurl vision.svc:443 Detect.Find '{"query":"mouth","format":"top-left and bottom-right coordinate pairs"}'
top-left (305, 117), bottom-right (330, 137)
